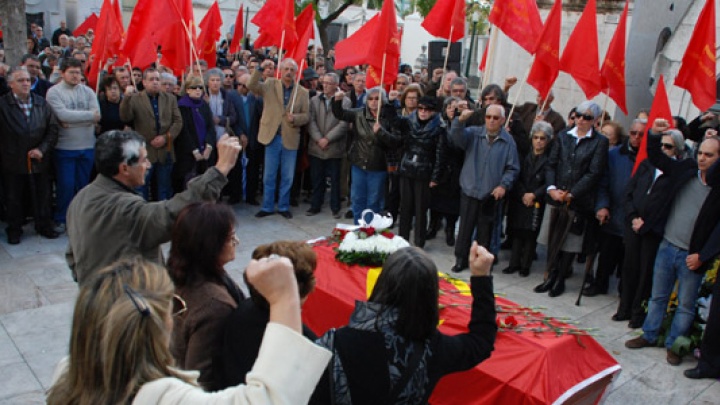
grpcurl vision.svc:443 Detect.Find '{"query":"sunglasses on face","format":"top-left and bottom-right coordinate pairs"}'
top-left (629, 130), bottom-right (644, 136)
top-left (187, 86), bottom-right (203, 90)
top-left (418, 107), bottom-right (433, 112)
top-left (533, 135), bottom-right (548, 140)
top-left (661, 143), bottom-right (675, 150)
top-left (367, 97), bottom-right (379, 101)
top-left (225, 74), bottom-right (234, 78)
top-left (577, 113), bottom-right (594, 121)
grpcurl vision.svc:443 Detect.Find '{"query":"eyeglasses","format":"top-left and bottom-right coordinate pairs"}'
top-left (485, 115), bottom-right (502, 121)
top-left (237, 83), bottom-right (246, 88)
top-left (124, 285), bottom-right (150, 317)
top-left (483, 96), bottom-right (497, 101)
top-left (533, 135), bottom-right (548, 140)
top-left (225, 74), bottom-right (234, 78)
top-left (172, 294), bottom-right (187, 317)
top-left (346, 71), bottom-right (355, 75)
top-left (629, 130), bottom-right (644, 136)
top-left (396, 81), bottom-right (408, 85)
top-left (661, 143), bottom-right (675, 150)
top-left (187, 86), bottom-right (203, 90)
top-left (577, 113), bottom-right (595, 121)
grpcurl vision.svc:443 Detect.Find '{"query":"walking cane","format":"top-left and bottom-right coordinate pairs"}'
top-left (27, 155), bottom-right (41, 234)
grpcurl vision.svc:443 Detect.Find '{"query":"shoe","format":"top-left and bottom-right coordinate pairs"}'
top-left (519, 268), bottom-right (530, 277)
top-left (611, 313), bottom-right (630, 322)
top-left (534, 273), bottom-right (557, 293)
top-left (446, 231), bottom-right (455, 247)
top-left (493, 256), bottom-right (498, 265)
top-left (37, 228), bottom-right (60, 239)
top-left (666, 350), bottom-right (682, 366)
top-left (54, 223), bottom-right (66, 233)
top-left (502, 266), bottom-right (519, 274)
top-left (332, 210), bottom-right (342, 219)
top-left (7, 233), bottom-right (20, 245)
top-left (684, 367), bottom-right (720, 379)
top-left (246, 198), bottom-right (259, 206)
top-left (628, 318), bottom-right (645, 329)
top-left (625, 336), bottom-right (654, 349)
top-left (279, 211), bottom-right (293, 219)
top-left (451, 260), bottom-right (468, 273)
top-left (548, 276), bottom-right (566, 297)
top-left (306, 208), bottom-right (321, 216)
top-left (345, 210), bottom-right (354, 219)
top-left (582, 284), bottom-right (607, 297)
top-left (255, 210), bottom-right (274, 218)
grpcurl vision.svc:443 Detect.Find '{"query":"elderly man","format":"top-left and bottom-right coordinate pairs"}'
top-left (120, 68), bottom-right (183, 201)
top-left (52, 21), bottom-right (72, 46)
top-left (0, 68), bottom-right (59, 244)
top-left (248, 58), bottom-right (310, 218)
top-left (514, 91), bottom-right (567, 136)
top-left (449, 104), bottom-right (520, 272)
top-left (232, 72), bottom-right (264, 205)
top-left (45, 58), bottom-right (100, 230)
top-left (428, 69), bottom-right (458, 97)
top-left (349, 72), bottom-right (366, 108)
top-left (66, 131), bottom-right (241, 285)
top-left (307, 72), bottom-right (349, 218)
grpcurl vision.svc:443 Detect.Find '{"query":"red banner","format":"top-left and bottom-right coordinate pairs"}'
top-left (600, 0), bottom-right (629, 114)
top-left (197, 1), bottom-right (223, 68)
top-left (526, 0), bottom-right (562, 99)
top-left (488, 0), bottom-right (543, 54)
top-left (633, 75), bottom-right (673, 175)
top-left (229, 7), bottom-right (244, 54)
top-left (421, 0), bottom-right (466, 43)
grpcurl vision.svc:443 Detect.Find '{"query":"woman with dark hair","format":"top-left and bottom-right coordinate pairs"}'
top-left (97, 76), bottom-right (125, 135)
top-left (339, 67), bottom-right (356, 92)
top-left (211, 241), bottom-right (319, 391)
top-left (168, 202), bottom-right (244, 389)
top-left (173, 75), bottom-right (216, 193)
top-left (313, 243), bottom-right (497, 404)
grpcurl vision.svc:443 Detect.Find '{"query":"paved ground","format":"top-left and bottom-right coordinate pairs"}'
top-left (0, 200), bottom-right (718, 404)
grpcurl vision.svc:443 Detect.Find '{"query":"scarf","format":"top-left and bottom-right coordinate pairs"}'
top-left (178, 96), bottom-right (207, 151)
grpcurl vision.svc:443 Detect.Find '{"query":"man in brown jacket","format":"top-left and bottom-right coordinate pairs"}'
top-left (248, 58), bottom-right (310, 218)
top-left (120, 67), bottom-right (183, 201)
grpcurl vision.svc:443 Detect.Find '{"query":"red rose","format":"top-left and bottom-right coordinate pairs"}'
top-left (360, 227), bottom-right (375, 237)
top-left (380, 230), bottom-right (395, 239)
top-left (505, 316), bottom-right (518, 328)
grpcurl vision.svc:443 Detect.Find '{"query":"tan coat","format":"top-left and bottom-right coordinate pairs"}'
top-left (120, 90), bottom-right (183, 163)
top-left (247, 70), bottom-right (309, 150)
top-left (308, 93), bottom-right (350, 160)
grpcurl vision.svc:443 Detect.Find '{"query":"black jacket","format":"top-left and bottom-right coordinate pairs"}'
top-left (546, 128), bottom-right (608, 215)
top-left (508, 150), bottom-right (550, 231)
top-left (0, 92), bottom-right (59, 174)
top-left (388, 111), bottom-right (446, 181)
top-left (689, 160), bottom-right (720, 271)
top-left (176, 101), bottom-right (216, 160)
top-left (332, 99), bottom-right (395, 172)
top-left (623, 159), bottom-right (676, 237)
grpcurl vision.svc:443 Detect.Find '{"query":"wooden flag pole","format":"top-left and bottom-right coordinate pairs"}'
top-left (438, 26), bottom-right (454, 97)
top-left (678, 89), bottom-right (687, 117)
top-left (481, 26), bottom-right (499, 92)
top-left (95, 59), bottom-right (103, 94)
top-left (505, 66), bottom-right (531, 129)
top-left (313, 43), bottom-right (317, 70)
top-left (539, 95), bottom-right (550, 114)
top-left (377, 52), bottom-right (387, 123)
top-left (289, 59), bottom-right (305, 113)
top-left (127, 58), bottom-right (138, 89)
top-left (277, 30), bottom-right (286, 79)
top-left (600, 94), bottom-right (609, 127)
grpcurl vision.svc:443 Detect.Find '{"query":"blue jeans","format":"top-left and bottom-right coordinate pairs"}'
top-left (54, 148), bottom-right (94, 223)
top-left (140, 154), bottom-right (174, 201)
top-left (262, 135), bottom-right (297, 212)
top-left (350, 165), bottom-right (387, 224)
top-left (642, 239), bottom-right (704, 348)
top-left (310, 156), bottom-right (341, 212)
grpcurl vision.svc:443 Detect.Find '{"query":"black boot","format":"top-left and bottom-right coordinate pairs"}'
top-left (549, 275), bottom-right (566, 297)
top-left (445, 225), bottom-right (455, 246)
top-left (549, 252), bottom-right (574, 297)
top-left (534, 270), bottom-right (557, 293)
top-left (426, 212), bottom-right (441, 240)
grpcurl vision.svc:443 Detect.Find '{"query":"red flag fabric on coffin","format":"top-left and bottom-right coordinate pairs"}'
top-left (197, 1), bottom-right (223, 68)
top-left (633, 75), bottom-right (673, 175)
top-left (286, 5), bottom-right (315, 70)
top-left (251, 0), bottom-right (297, 51)
top-left (674, 0), bottom-right (717, 112)
top-left (122, 0), bottom-right (185, 70)
top-left (526, 0), bottom-right (562, 99)
top-left (229, 7), bottom-right (244, 54)
top-left (560, 0), bottom-right (601, 99)
top-left (421, 0), bottom-right (465, 42)
top-left (87, 0), bottom-right (122, 90)
top-left (600, 0), bottom-right (629, 114)
top-left (334, 14), bottom-right (380, 68)
top-left (488, 0), bottom-right (543, 54)
top-left (73, 13), bottom-right (99, 37)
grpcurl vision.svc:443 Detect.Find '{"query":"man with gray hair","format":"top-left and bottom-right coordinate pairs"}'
top-left (450, 104), bottom-right (520, 272)
top-left (66, 131), bottom-right (242, 285)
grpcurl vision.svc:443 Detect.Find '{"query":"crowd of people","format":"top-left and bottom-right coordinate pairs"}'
top-left (0, 18), bottom-right (719, 403)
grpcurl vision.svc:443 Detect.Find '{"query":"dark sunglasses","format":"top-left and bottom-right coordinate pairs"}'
top-left (533, 135), bottom-right (548, 140)
top-left (418, 106), bottom-right (434, 112)
top-left (661, 142), bottom-right (675, 150)
top-left (629, 130), bottom-right (644, 136)
top-left (225, 74), bottom-right (234, 78)
top-left (577, 113), bottom-right (595, 121)
top-left (187, 86), bottom-right (203, 90)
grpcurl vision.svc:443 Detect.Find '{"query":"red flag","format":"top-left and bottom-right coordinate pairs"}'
top-left (559, 0), bottom-right (601, 99)
top-left (366, 26), bottom-right (403, 88)
top-left (155, 0), bottom-right (197, 76)
top-left (488, 0), bottom-right (543, 54)
top-left (73, 13), bottom-right (99, 37)
top-left (421, 0), bottom-right (465, 42)
top-left (87, 0), bottom-right (123, 89)
top-left (286, 5), bottom-right (315, 70)
top-left (122, 0), bottom-right (185, 70)
top-left (197, 1), bottom-right (223, 68)
top-left (369, 0), bottom-right (401, 68)
top-left (334, 15), bottom-right (380, 68)
top-left (600, 0), bottom-right (628, 114)
top-left (674, 0), bottom-right (716, 112)
top-left (478, 43), bottom-right (488, 72)
top-left (251, 0), bottom-right (297, 51)
top-left (229, 7), bottom-right (244, 54)
top-left (526, 0), bottom-right (562, 99)
top-left (633, 75), bottom-right (673, 175)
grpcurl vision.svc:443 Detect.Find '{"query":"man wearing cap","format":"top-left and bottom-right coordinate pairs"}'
top-left (449, 104), bottom-right (520, 272)
top-left (301, 68), bottom-right (320, 98)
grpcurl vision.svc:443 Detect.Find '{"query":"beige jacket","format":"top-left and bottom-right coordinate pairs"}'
top-left (120, 90), bottom-right (183, 163)
top-left (246, 70), bottom-right (309, 150)
top-left (308, 93), bottom-right (350, 160)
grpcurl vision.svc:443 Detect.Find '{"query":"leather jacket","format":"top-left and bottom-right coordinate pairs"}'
top-left (389, 111), bottom-right (446, 181)
top-left (332, 99), bottom-right (395, 172)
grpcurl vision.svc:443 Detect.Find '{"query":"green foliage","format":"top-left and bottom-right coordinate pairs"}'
top-left (335, 249), bottom-right (389, 267)
top-left (416, 0), bottom-right (437, 17)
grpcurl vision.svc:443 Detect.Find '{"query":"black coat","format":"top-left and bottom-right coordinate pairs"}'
top-left (0, 92), bottom-right (59, 174)
top-left (508, 150), bottom-right (549, 231)
top-left (389, 111), bottom-right (446, 181)
top-left (332, 100), bottom-right (396, 172)
top-left (546, 128), bottom-right (608, 215)
top-left (623, 159), bottom-right (675, 237)
top-left (430, 121), bottom-right (463, 215)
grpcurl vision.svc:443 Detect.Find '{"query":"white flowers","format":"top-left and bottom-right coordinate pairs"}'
top-left (338, 231), bottom-right (410, 255)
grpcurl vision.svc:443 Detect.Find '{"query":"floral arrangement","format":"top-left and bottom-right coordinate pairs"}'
top-left (333, 210), bottom-right (410, 267)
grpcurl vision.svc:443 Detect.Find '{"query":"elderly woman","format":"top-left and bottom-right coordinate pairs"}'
top-left (385, 95), bottom-right (447, 248)
top-left (168, 203), bottom-right (244, 388)
top-left (333, 87), bottom-right (396, 224)
top-left (48, 257), bottom-right (330, 405)
top-left (599, 121), bottom-right (626, 150)
top-left (313, 243), bottom-right (496, 404)
top-left (503, 121), bottom-right (553, 277)
top-left (173, 76), bottom-right (216, 192)
top-left (212, 241), bottom-right (318, 391)
top-left (534, 100), bottom-right (608, 297)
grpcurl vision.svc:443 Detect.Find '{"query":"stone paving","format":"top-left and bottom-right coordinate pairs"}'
top-left (0, 201), bottom-right (718, 404)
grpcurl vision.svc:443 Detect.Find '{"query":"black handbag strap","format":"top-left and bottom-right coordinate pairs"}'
top-left (387, 341), bottom-right (425, 403)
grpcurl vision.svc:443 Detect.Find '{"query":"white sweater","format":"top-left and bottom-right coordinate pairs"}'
top-left (45, 81), bottom-right (99, 150)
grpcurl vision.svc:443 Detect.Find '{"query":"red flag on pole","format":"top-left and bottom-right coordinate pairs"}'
top-left (526, 0), bottom-right (562, 99)
top-left (674, 0), bottom-right (717, 112)
top-left (122, 0), bottom-right (184, 70)
top-left (600, 0), bottom-right (628, 114)
top-left (154, 0), bottom-right (197, 76)
top-left (488, 0), bottom-right (543, 54)
top-left (334, 15), bottom-right (380, 68)
top-left (286, 5), bottom-right (315, 69)
top-left (229, 7), bottom-right (244, 54)
top-left (560, 0), bottom-right (601, 99)
top-left (197, 1), bottom-right (223, 68)
top-left (366, 0), bottom-right (401, 87)
top-left (87, 0), bottom-right (122, 89)
top-left (251, 0), bottom-right (297, 51)
top-left (73, 13), bottom-right (99, 37)
top-left (633, 75), bottom-right (674, 175)
top-left (421, 0), bottom-right (465, 42)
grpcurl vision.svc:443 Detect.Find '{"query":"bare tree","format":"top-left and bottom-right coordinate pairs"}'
top-left (0, 1), bottom-right (27, 66)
